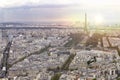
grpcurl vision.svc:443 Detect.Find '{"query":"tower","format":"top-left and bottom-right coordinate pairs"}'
top-left (84, 13), bottom-right (88, 34)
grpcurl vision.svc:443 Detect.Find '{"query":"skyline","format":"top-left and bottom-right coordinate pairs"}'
top-left (0, 0), bottom-right (120, 25)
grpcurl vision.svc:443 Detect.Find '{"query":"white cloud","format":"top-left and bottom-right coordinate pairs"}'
top-left (0, 0), bottom-right (76, 8)
top-left (0, 0), bottom-right (120, 8)
top-left (0, 0), bottom-right (28, 8)
top-left (0, 0), bottom-right (120, 23)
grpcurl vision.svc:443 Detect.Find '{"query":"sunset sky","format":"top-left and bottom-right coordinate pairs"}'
top-left (0, 0), bottom-right (120, 24)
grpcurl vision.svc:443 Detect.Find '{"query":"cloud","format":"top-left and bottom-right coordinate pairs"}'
top-left (0, 0), bottom-right (120, 9)
top-left (0, 0), bottom-right (27, 8)
top-left (0, 0), bottom-right (76, 8)
top-left (0, 5), bottom-right (72, 22)
top-left (0, 0), bottom-right (120, 24)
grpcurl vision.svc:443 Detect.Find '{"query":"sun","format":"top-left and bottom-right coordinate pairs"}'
top-left (94, 14), bottom-right (104, 25)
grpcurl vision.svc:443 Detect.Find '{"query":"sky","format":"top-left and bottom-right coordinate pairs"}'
top-left (0, 0), bottom-right (120, 25)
